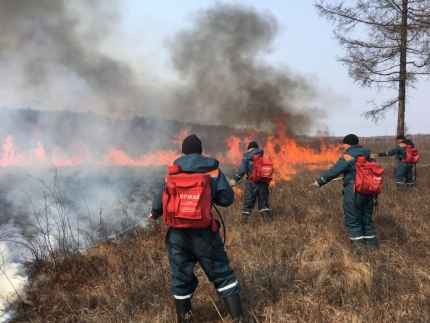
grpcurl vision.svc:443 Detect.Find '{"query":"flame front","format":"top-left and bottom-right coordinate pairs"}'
top-left (1, 118), bottom-right (341, 181)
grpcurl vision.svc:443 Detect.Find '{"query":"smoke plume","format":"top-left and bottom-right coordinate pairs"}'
top-left (167, 3), bottom-right (324, 133)
top-left (0, 1), bottom-right (326, 134)
top-left (0, 0), bottom-right (159, 117)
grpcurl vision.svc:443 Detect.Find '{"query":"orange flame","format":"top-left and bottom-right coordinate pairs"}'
top-left (261, 115), bottom-right (340, 181)
top-left (1, 135), bottom-right (24, 166)
top-left (172, 126), bottom-right (191, 147)
top-left (51, 141), bottom-right (93, 166)
top-left (102, 147), bottom-right (179, 166)
top-left (218, 116), bottom-right (341, 182)
top-left (1, 120), bottom-right (341, 179)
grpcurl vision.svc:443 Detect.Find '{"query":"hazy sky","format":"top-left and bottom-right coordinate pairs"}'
top-left (1, 0), bottom-right (429, 136)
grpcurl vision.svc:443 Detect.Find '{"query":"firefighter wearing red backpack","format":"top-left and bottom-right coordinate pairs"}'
top-left (378, 134), bottom-right (417, 190)
top-left (149, 134), bottom-right (244, 323)
top-left (310, 134), bottom-right (379, 249)
top-left (229, 141), bottom-right (273, 223)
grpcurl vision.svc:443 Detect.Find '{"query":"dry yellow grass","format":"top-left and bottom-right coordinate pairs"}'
top-left (5, 142), bottom-right (430, 322)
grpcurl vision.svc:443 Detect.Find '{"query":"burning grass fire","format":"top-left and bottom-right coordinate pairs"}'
top-left (1, 146), bottom-right (429, 322)
top-left (0, 112), bottom-right (344, 322)
top-left (1, 116), bottom-right (342, 182)
top-left (1, 112), bottom-right (430, 322)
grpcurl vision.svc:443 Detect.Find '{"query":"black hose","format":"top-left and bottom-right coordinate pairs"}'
top-left (212, 204), bottom-right (226, 244)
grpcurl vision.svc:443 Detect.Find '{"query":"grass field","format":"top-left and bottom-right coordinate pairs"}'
top-left (5, 141), bottom-right (430, 322)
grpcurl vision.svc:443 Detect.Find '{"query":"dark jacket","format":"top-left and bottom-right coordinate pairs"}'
top-left (380, 139), bottom-right (414, 161)
top-left (317, 145), bottom-right (375, 186)
top-left (233, 148), bottom-right (264, 182)
top-left (151, 153), bottom-right (234, 217)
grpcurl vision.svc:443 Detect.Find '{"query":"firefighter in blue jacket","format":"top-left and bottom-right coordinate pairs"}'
top-left (377, 134), bottom-right (414, 190)
top-left (229, 141), bottom-right (272, 223)
top-left (149, 134), bottom-right (244, 323)
top-left (310, 134), bottom-right (378, 248)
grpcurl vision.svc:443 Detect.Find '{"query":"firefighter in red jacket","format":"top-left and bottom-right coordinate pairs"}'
top-left (149, 134), bottom-right (244, 323)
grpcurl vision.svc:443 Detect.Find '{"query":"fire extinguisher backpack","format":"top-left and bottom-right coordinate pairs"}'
top-left (250, 154), bottom-right (274, 183)
top-left (354, 156), bottom-right (384, 195)
top-left (162, 164), bottom-right (216, 230)
top-left (402, 145), bottom-right (419, 164)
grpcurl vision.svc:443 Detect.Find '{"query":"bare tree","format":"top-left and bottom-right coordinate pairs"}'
top-left (315, 0), bottom-right (430, 136)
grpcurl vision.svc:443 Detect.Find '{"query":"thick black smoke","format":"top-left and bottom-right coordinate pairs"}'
top-left (167, 3), bottom-right (325, 133)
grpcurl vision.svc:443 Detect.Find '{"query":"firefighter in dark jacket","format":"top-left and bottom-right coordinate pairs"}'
top-left (377, 134), bottom-right (414, 190)
top-left (149, 134), bottom-right (244, 323)
top-left (310, 134), bottom-right (378, 248)
top-left (230, 141), bottom-right (272, 223)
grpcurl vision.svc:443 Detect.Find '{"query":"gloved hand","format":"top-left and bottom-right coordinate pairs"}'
top-left (309, 181), bottom-right (321, 188)
top-left (229, 179), bottom-right (237, 187)
top-left (377, 152), bottom-right (385, 157)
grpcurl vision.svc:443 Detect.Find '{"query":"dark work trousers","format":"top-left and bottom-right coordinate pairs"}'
top-left (396, 162), bottom-right (414, 185)
top-left (242, 180), bottom-right (270, 214)
top-left (342, 184), bottom-right (377, 247)
top-left (166, 224), bottom-right (240, 300)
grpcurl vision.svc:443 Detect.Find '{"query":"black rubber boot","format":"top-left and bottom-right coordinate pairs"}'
top-left (396, 183), bottom-right (404, 191)
top-left (224, 293), bottom-right (244, 322)
top-left (364, 237), bottom-right (379, 250)
top-left (174, 299), bottom-right (193, 323)
top-left (350, 240), bottom-right (366, 255)
top-left (261, 210), bottom-right (273, 221)
top-left (241, 213), bottom-right (249, 224)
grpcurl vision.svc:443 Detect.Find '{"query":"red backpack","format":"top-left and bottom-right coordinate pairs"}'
top-left (251, 154), bottom-right (274, 183)
top-left (402, 145), bottom-right (419, 164)
top-left (354, 156), bottom-right (384, 195)
top-left (162, 165), bottom-right (216, 231)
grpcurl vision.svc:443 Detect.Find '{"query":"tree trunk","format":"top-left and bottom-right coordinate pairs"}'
top-left (397, 0), bottom-right (408, 136)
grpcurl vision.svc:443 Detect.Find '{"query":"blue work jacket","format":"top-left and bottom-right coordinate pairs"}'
top-left (233, 148), bottom-right (264, 182)
top-left (317, 145), bottom-right (375, 187)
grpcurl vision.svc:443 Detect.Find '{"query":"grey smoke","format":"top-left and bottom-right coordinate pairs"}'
top-left (0, 166), bottom-right (160, 321)
top-left (167, 3), bottom-right (324, 133)
top-left (0, 0), bottom-right (154, 116)
top-left (0, 1), bottom-right (326, 134)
